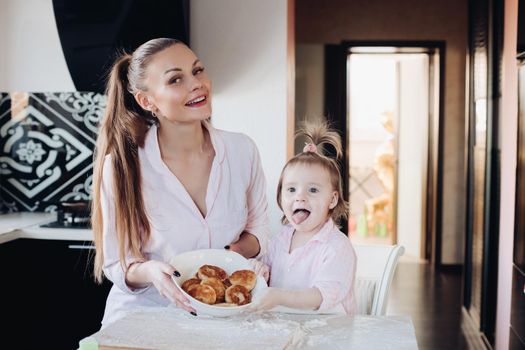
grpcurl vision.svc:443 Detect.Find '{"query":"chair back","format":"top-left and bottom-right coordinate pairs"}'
top-left (353, 244), bottom-right (404, 315)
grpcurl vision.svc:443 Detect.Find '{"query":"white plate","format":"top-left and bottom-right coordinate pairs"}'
top-left (169, 249), bottom-right (267, 317)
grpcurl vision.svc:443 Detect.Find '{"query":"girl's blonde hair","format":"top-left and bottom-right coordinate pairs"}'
top-left (91, 38), bottom-right (182, 283)
top-left (276, 121), bottom-right (348, 225)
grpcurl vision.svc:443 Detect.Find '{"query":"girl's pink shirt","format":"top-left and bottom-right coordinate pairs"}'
top-left (100, 123), bottom-right (269, 327)
top-left (262, 219), bottom-right (357, 315)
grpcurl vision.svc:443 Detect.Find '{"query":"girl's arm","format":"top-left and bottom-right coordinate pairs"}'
top-left (251, 287), bottom-right (323, 312)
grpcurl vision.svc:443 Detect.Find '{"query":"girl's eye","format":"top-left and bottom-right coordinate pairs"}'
top-left (169, 76), bottom-right (182, 84)
top-left (287, 187), bottom-right (296, 193)
top-left (193, 67), bottom-right (205, 75)
top-left (309, 188), bottom-right (319, 193)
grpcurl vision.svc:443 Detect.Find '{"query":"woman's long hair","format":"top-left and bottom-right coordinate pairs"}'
top-left (92, 38), bottom-right (181, 283)
top-left (276, 121), bottom-right (349, 225)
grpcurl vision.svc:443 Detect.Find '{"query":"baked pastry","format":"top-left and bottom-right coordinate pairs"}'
top-left (184, 265), bottom-right (255, 306)
top-left (181, 278), bottom-right (202, 293)
top-left (229, 270), bottom-right (257, 291)
top-left (188, 284), bottom-right (217, 305)
top-left (225, 285), bottom-right (251, 305)
top-left (197, 265), bottom-right (228, 281)
top-left (201, 277), bottom-right (226, 303)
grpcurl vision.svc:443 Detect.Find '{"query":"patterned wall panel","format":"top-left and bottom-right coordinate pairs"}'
top-left (0, 92), bottom-right (105, 212)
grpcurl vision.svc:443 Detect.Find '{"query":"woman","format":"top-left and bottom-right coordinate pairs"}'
top-left (92, 38), bottom-right (269, 326)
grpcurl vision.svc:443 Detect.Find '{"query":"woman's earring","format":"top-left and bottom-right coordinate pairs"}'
top-left (151, 110), bottom-right (158, 119)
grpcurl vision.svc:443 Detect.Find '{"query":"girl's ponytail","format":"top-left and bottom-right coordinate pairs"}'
top-left (298, 121), bottom-right (343, 160)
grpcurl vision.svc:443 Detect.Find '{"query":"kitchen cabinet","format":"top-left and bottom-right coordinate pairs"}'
top-left (1, 239), bottom-right (30, 348)
top-left (2, 239), bottom-right (111, 350)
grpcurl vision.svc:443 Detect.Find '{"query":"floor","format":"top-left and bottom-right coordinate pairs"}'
top-left (387, 260), bottom-right (488, 350)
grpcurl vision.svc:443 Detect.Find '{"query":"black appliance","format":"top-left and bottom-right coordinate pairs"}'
top-left (52, 0), bottom-right (190, 93)
top-left (40, 200), bottom-right (91, 229)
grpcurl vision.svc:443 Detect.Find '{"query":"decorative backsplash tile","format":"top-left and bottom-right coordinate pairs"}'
top-left (0, 92), bottom-right (106, 212)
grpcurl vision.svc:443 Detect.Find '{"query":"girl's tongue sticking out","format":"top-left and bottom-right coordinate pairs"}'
top-left (292, 209), bottom-right (310, 225)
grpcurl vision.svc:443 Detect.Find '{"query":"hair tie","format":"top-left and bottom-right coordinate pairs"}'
top-left (303, 143), bottom-right (317, 153)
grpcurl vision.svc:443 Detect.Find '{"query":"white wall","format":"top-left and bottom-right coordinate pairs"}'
top-left (495, 0), bottom-right (518, 348)
top-left (0, 0), bottom-right (75, 91)
top-left (190, 0), bottom-right (289, 234)
top-left (0, 0), bottom-right (6, 85)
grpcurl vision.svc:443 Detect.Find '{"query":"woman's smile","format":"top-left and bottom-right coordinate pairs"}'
top-left (185, 94), bottom-right (208, 108)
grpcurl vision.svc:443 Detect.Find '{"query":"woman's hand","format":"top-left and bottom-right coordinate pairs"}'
top-left (126, 260), bottom-right (195, 314)
top-left (227, 231), bottom-right (260, 258)
top-left (249, 258), bottom-right (270, 282)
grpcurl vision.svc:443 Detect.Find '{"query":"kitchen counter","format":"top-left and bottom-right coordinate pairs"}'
top-left (0, 212), bottom-right (92, 244)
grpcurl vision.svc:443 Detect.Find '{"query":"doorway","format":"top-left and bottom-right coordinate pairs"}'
top-left (324, 42), bottom-right (444, 263)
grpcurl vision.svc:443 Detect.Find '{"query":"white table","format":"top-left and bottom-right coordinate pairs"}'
top-left (79, 307), bottom-right (418, 350)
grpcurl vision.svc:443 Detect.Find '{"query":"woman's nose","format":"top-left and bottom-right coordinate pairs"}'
top-left (189, 75), bottom-right (204, 91)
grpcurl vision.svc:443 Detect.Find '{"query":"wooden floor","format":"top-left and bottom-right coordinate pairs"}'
top-left (387, 261), bottom-right (488, 350)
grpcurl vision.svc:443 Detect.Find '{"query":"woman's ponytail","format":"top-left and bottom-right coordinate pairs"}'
top-left (92, 38), bottom-right (182, 283)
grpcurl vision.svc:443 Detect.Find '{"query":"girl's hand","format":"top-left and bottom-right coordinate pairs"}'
top-left (128, 260), bottom-right (195, 314)
top-left (249, 258), bottom-right (270, 282)
top-left (247, 288), bottom-right (283, 312)
top-left (247, 287), bottom-right (322, 313)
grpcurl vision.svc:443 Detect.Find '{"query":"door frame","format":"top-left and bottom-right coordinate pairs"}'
top-left (324, 40), bottom-right (445, 266)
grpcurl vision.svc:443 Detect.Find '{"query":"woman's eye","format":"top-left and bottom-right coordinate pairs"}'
top-left (169, 76), bottom-right (182, 84)
top-left (309, 188), bottom-right (319, 193)
top-left (193, 67), bottom-right (205, 75)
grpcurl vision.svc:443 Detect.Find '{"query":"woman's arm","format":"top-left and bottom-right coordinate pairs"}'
top-left (239, 136), bottom-right (270, 256)
top-left (228, 231), bottom-right (260, 258)
top-left (250, 287), bottom-right (323, 312)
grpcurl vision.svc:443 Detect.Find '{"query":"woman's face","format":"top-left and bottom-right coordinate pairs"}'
top-left (140, 44), bottom-right (212, 123)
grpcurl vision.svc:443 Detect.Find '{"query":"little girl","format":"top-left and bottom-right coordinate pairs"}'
top-left (251, 122), bottom-right (357, 315)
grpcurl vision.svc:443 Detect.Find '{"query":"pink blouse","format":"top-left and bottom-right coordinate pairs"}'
top-left (262, 219), bottom-right (357, 315)
top-left (100, 123), bottom-right (269, 326)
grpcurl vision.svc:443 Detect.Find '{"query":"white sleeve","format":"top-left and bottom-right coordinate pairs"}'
top-left (312, 239), bottom-right (356, 311)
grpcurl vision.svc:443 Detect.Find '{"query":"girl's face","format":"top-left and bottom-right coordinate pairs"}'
top-left (139, 44), bottom-right (212, 124)
top-left (280, 163), bottom-right (338, 236)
